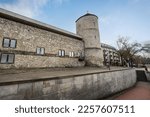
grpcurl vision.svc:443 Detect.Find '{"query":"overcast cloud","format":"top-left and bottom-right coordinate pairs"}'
top-left (0, 0), bottom-right (68, 18)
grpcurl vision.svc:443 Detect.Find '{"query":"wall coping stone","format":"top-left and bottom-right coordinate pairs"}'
top-left (0, 67), bottom-right (133, 85)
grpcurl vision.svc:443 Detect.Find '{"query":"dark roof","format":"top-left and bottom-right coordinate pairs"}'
top-left (76, 13), bottom-right (98, 22)
top-left (0, 8), bottom-right (83, 40)
top-left (101, 43), bottom-right (116, 50)
top-left (143, 44), bottom-right (150, 48)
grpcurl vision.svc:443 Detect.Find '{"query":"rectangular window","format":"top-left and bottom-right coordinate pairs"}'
top-left (58, 50), bottom-right (65, 57)
top-left (36, 47), bottom-right (45, 55)
top-left (8, 54), bottom-right (14, 63)
top-left (3, 38), bottom-right (17, 48)
top-left (75, 52), bottom-right (81, 57)
top-left (69, 52), bottom-right (72, 57)
top-left (0, 54), bottom-right (15, 64)
top-left (80, 52), bottom-right (84, 57)
top-left (1, 54), bottom-right (7, 63)
top-left (3, 38), bottom-right (9, 47)
top-left (10, 39), bottom-right (16, 48)
top-left (58, 50), bottom-right (62, 56)
top-left (40, 48), bottom-right (44, 55)
top-left (62, 50), bottom-right (65, 57)
top-left (69, 52), bottom-right (74, 57)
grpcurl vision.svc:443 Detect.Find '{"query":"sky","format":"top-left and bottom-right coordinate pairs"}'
top-left (0, 0), bottom-right (150, 48)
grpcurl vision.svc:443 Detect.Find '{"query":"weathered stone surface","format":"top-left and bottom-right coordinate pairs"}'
top-left (146, 72), bottom-right (150, 81)
top-left (76, 14), bottom-right (103, 66)
top-left (32, 81), bottom-right (43, 97)
top-left (62, 78), bottom-right (74, 83)
top-left (18, 83), bottom-right (33, 99)
top-left (76, 15), bottom-right (101, 48)
top-left (84, 75), bottom-right (93, 82)
top-left (0, 69), bottom-right (137, 100)
top-left (43, 80), bottom-right (56, 88)
top-left (85, 49), bottom-right (103, 66)
top-left (0, 84), bottom-right (18, 97)
top-left (0, 16), bottom-right (85, 69)
top-left (59, 82), bottom-right (72, 91)
top-left (74, 76), bottom-right (84, 85)
top-left (37, 93), bottom-right (59, 100)
top-left (43, 84), bottom-right (59, 95)
top-left (93, 74), bottom-right (98, 82)
top-left (0, 94), bottom-right (24, 100)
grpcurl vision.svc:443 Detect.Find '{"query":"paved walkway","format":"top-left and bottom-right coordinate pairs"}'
top-left (115, 82), bottom-right (150, 100)
top-left (0, 67), bottom-right (128, 85)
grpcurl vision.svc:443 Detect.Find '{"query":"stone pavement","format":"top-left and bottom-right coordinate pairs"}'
top-left (115, 82), bottom-right (150, 100)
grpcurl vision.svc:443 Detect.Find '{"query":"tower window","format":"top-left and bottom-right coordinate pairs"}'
top-left (3, 38), bottom-right (17, 48)
top-left (0, 54), bottom-right (15, 64)
top-left (93, 22), bottom-right (96, 26)
top-left (36, 47), bottom-right (45, 55)
top-left (58, 50), bottom-right (65, 57)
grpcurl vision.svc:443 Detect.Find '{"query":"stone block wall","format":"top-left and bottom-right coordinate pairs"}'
top-left (0, 17), bottom-right (85, 69)
top-left (0, 69), bottom-right (137, 100)
top-left (145, 72), bottom-right (150, 81)
top-left (85, 49), bottom-right (103, 66)
top-left (0, 55), bottom-right (85, 69)
top-left (76, 15), bottom-right (101, 48)
top-left (76, 13), bottom-right (103, 67)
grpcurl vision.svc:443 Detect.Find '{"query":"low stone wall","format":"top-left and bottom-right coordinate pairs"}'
top-left (0, 69), bottom-right (137, 100)
top-left (146, 72), bottom-right (150, 81)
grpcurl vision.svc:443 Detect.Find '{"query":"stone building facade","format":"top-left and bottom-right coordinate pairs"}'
top-left (0, 8), bottom-right (103, 69)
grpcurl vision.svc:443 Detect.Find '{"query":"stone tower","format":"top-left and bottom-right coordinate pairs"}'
top-left (76, 13), bottom-right (103, 66)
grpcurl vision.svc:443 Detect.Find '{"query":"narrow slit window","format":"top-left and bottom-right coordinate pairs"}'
top-left (93, 22), bottom-right (96, 26)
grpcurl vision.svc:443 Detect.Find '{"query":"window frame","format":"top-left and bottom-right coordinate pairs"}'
top-left (36, 47), bottom-right (45, 55)
top-left (58, 50), bottom-right (65, 57)
top-left (61, 50), bottom-right (65, 57)
top-left (2, 37), bottom-right (17, 48)
top-left (10, 39), bottom-right (17, 48)
top-left (0, 53), bottom-right (15, 64)
top-left (69, 52), bottom-right (74, 57)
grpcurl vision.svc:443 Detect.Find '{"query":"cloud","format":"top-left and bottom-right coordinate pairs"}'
top-left (0, 0), bottom-right (68, 18)
top-left (129, 0), bottom-right (148, 4)
top-left (132, 0), bottom-right (141, 3)
top-left (54, 0), bottom-right (69, 4)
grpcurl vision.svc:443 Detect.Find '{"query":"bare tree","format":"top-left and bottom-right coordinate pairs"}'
top-left (116, 36), bottom-right (142, 66)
